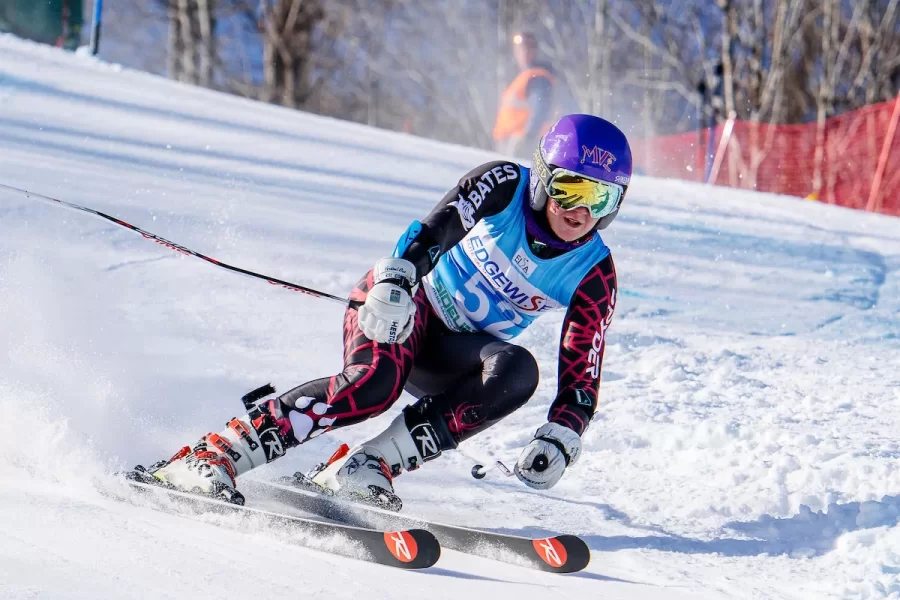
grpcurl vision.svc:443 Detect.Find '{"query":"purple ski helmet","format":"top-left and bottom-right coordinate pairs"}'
top-left (531, 114), bottom-right (633, 231)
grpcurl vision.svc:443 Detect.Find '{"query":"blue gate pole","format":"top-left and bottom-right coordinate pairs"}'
top-left (89, 0), bottom-right (103, 55)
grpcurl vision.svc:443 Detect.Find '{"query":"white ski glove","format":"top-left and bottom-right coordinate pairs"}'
top-left (514, 422), bottom-right (582, 490)
top-left (357, 257), bottom-right (417, 345)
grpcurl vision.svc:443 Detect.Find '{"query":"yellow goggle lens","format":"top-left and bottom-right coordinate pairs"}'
top-left (546, 173), bottom-right (623, 218)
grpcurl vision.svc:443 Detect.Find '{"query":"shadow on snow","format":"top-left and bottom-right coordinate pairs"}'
top-left (489, 491), bottom-right (900, 559)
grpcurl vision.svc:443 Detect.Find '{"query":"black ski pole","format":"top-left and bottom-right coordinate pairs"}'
top-left (0, 183), bottom-right (358, 308)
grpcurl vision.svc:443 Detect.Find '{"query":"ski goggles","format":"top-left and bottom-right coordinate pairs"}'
top-left (545, 170), bottom-right (624, 219)
top-left (533, 150), bottom-right (625, 219)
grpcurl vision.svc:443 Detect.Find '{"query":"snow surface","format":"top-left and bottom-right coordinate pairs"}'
top-left (1, 34), bottom-right (899, 599)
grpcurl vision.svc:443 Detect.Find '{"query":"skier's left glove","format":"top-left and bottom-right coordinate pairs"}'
top-left (357, 257), bottom-right (417, 345)
top-left (514, 423), bottom-right (582, 490)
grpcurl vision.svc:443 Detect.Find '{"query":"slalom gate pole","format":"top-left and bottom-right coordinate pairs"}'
top-left (89, 0), bottom-right (103, 56)
top-left (865, 93), bottom-right (900, 214)
top-left (707, 111), bottom-right (737, 185)
top-left (0, 183), bottom-right (356, 308)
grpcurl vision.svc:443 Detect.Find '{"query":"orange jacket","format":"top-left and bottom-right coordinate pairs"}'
top-left (493, 67), bottom-right (556, 142)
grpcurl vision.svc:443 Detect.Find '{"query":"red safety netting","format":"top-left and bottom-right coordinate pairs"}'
top-left (630, 95), bottom-right (900, 217)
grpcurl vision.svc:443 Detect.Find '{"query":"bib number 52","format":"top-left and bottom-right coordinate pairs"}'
top-left (455, 274), bottom-right (522, 340)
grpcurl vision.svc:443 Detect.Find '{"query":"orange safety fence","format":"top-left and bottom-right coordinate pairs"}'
top-left (630, 94), bottom-right (900, 217)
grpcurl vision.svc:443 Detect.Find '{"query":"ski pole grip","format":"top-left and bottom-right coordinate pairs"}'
top-left (348, 299), bottom-right (363, 310)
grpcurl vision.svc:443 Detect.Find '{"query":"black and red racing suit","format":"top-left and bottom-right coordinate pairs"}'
top-left (275, 161), bottom-right (617, 452)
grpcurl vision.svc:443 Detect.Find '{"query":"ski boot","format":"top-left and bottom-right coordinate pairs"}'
top-left (129, 396), bottom-right (296, 505)
top-left (306, 443), bottom-right (401, 510)
top-left (304, 397), bottom-right (454, 511)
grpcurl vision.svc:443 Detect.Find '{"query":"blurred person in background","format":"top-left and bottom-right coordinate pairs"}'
top-left (492, 32), bottom-right (556, 159)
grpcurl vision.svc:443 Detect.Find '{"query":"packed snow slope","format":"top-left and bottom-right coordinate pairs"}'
top-left (1, 35), bottom-right (899, 599)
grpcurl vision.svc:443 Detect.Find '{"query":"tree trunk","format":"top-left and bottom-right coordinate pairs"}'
top-left (590, 0), bottom-right (609, 115)
top-left (259, 0), bottom-right (321, 108)
top-left (641, 16), bottom-right (653, 156)
top-left (177, 0), bottom-right (195, 84)
top-left (813, 0), bottom-right (838, 199)
top-left (717, 0), bottom-right (737, 118)
top-left (262, 36), bottom-right (278, 104)
top-left (167, 1), bottom-right (182, 80)
top-left (196, 0), bottom-right (214, 88)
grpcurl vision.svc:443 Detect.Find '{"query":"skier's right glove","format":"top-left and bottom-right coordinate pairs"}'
top-left (514, 423), bottom-right (582, 490)
top-left (357, 257), bottom-right (417, 345)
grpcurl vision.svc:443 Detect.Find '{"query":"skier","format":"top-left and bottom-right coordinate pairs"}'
top-left (137, 114), bottom-right (631, 508)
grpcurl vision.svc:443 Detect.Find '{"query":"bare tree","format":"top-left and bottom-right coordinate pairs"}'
top-left (196, 0), bottom-right (215, 87)
top-left (256, 0), bottom-right (321, 107)
top-left (727, 0), bottom-right (810, 189)
top-left (99, 0), bottom-right (898, 181)
top-left (166, 1), bottom-right (182, 79)
top-left (331, 0), bottom-right (501, 147)
top-left (802, 0), bottom-right (900, 199)
top-left (166, 0), bottom-right (215, 85)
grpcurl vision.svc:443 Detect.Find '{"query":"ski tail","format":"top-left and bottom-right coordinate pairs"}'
top-left (112, 477), bottom-right (440, 569)
top-left (373, 529), bottom-right (440, 569)
top-left (529, 534), bottom-right (591, 574)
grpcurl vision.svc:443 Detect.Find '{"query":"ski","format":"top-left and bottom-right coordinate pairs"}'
top-left (243, 478), bottom-right (590, 574)
top-left (115, 479), bottom-right (441, 570)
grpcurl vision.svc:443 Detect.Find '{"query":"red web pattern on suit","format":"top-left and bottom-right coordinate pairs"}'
top-left (291, 272), bottom-right (434, 441)
top-left (553, 260), bottom-right (617, 435)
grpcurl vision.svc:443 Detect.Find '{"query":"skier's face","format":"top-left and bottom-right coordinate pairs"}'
top-left (545, 200), bottom-right (599, 241)
top-left (514, 43), bottom-right (535, 69)
top-left (512, 33), bottom-right (536, 69)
